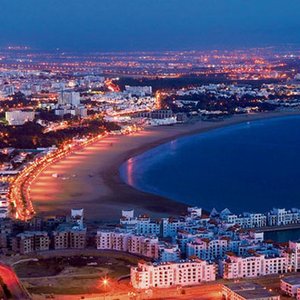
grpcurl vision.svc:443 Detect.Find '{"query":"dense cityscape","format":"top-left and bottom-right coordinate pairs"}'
top-left (1, 0), bottom-right (300, 299)
top-left (0, 46), bottom-right (299, 299)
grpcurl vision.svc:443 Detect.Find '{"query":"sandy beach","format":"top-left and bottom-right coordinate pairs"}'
top-left (30, 111), bottom-right (300, 223)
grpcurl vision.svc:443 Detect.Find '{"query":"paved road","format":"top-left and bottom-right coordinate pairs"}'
top-left (0, 263), bottom-right (31, 299)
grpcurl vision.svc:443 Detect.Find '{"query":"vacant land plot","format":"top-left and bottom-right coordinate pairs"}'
top-left (13, 250), bottom-right (142, 296)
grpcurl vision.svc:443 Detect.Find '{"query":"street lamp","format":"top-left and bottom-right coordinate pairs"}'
top-left (102, 276), bottom-right (109, 300)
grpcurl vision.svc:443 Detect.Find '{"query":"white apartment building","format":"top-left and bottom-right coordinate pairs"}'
top-left (120, 209), bottom-right (137, 227)
top-left (223, 212), bottom-right (267, 228)
top-left (187, 238), bottom-right (230, 260)
top-left (268, 208), bottom-right (300, 226)
top-left (58, 90), bottom-right (81, 107)
top-left (96, 230), bottom-right (130, 252)
top-left (222, 253), bottom-right (288, 279)
top-left (128, 235), bottom-right (159, 259)
top-left (288, 241), bottom-right (300, 271)
top-left (131, 259), bottom-right (216, 289)
top-left (96, 230), bottom-right (159, 259)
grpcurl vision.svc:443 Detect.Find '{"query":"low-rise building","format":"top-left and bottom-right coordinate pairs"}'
top-left (223, 282), bottom-right (280, 300)
top-left (281, 276), bottom-right (300, 298)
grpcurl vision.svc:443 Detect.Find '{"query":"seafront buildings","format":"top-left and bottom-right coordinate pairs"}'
top-left (1, 205), bottom-right (300, 290)
top-left (92, 207), bottom-right (300, 289)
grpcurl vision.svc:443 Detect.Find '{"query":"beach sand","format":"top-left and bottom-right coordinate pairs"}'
top-left (30, 111), bottom-right (300, 223)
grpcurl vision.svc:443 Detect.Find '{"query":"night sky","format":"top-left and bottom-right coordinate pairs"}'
top-left (1, 0), bottom-right (300, 51)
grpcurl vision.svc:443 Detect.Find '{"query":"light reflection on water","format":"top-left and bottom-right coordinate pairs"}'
top-left (120, 115), bottom-right (300, 213)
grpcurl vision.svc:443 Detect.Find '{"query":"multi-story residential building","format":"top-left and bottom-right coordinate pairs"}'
top-left (281, 276), bottom-right (300, 298)
top-left (96, 230), bottom-right (130, 252)
top-left (120, 209), bottom-right (137, 228)
top-left (161, 217), bottom-right (185, 238)
top-left (12, 231), bottom-right (50, 254)
top-left (158, 243), bottom-right (181, 262)
top-left (131, 259), bottom-right (216, 289)
top-left (288, 241), bottom-right (300, 271)
top-left (136, 215), bottom-right (160, 236)
top-left (176, 230), bottom-right (196, 255)
top-left (58, 90), bottom-right (80, 106)
top-left (222, 252), bottom-right (288, 279)
top-left (187, 237), bottom-right (231, 260)
top-left (96, 230), bottom-right (159, 259)
top-left (222, 212), bottom-right (267, 228)
top-left (53, 224), bottom-right (86, 250)
top-left (268, 208), bottom-right (300, 226)
top-left (128, 235), bottom-right (158, 258)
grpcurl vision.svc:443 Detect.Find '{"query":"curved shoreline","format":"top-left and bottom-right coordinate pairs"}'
top-left (30, 110), bottom-right (300, 223)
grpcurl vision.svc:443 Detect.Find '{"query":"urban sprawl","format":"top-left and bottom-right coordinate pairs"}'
top-left (1, 48), bottom-right (300, 299)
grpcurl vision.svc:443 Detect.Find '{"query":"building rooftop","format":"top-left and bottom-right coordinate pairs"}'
top-left (281, 275), bottom-right (300, 285)
top-left (237, 289), bottom-right (278, 299)
top-left (224, 282), bottom-right (279, 299)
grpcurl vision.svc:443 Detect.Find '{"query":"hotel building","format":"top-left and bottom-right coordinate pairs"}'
top-left (131, 259), bottom-right (216, 289)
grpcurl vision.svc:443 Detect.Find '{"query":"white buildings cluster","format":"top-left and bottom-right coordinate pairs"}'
top-left (219, 207), bottom-right (300, 228)
top-left (176, 83), bottom-right (300, 101)
top-left (91, 91), bottom-right (156, 117)
top-left (0, 70), bottom-right (105, 99)
top-left (5, 110), bottom-right (35, 125)
top-left (98, 207), bottom-right (300, 289)
top-left (174, 82), bottom-right (300, 115)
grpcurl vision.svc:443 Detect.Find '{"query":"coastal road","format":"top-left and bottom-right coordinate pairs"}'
top-left (0, 263), bottom-right (31, 299)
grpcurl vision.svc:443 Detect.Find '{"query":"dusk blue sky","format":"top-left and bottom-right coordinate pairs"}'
top-left (1, 0), bottom-right (300, 51)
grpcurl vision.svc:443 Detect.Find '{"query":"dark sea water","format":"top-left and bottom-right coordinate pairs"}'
top-left (120, 115), bottom-right (300, 214)
top-left (265, 229), bottom-right (300, 243)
